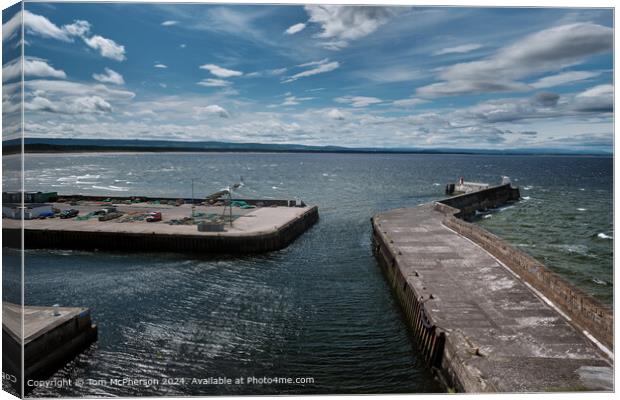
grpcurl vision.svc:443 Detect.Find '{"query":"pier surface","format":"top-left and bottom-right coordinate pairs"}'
top-left (372, 186), bottom-right (613, 392)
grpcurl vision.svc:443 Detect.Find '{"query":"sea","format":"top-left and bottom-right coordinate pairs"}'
top-left (1, 152), bottom-right (613, 396)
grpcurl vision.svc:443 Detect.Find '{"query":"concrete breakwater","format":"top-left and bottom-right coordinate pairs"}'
top-left (3, 196), bottom-right (319, 254)
top-left (371, 184), bottom-right (613, 392)
top-left (2, 302), bottom-right (98, 395)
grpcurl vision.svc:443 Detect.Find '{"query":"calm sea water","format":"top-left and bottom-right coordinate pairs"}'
top-left (2, 152), bottom-right (613, 396)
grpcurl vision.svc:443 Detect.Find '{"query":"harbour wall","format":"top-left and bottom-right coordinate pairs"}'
top-left (3, 205), bottom-right (319, 254)
top-left (435, 201), bottom-right (613, 351)
top-left (372, 183), bottom-right (613, 392)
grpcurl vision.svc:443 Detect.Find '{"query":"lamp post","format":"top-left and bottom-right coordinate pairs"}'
top-left (191, 178), bottom-right (195, 219)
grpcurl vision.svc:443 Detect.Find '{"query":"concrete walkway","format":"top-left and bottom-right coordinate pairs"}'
top-left (373, 204), bottom-right (612, 392)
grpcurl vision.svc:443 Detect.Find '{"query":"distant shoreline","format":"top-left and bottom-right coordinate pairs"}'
top-left (2, 146), bottom-right (612, 158)
top-left (1, 139), bottom-right (612, 157)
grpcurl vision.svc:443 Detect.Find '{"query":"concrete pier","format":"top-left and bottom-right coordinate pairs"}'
top-left (2, 302), bottom-right (98, 394)
top-left (372, 184), bottom-right (613, 392)
top-left (3, 198), bottom-right (319, 254)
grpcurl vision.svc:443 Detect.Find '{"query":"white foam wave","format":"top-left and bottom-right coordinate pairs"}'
top-left (597, 233), bottom-right (613, 240)
top-left (91, 185), bottom-right (128, 192)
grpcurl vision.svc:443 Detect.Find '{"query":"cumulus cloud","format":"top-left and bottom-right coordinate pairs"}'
top-left (199, 105), bottom-right (230, 118)
top-left (304, 5), bottom-right (397, 49)
top-left (283, 60), bottom-right (340, 83)
top-left (433, 43), bottom-right (482, 56)
top-left (197, 78), bottom-right (231, 87)
top-left (92, 67), bottom-right (124, 85)
top-left (162, 20), bottom-right (179, 26)
top-left (285, 23), bottom-right (306, 35)
top-left (200, 64), bottom-right (243, 78)
top-left (3, 11), bottom-right (126, 62)
top-left (63, 20), bottom-right (91, 37)
top-left (3, 57), bottom-right (67, 82)
top-left (418, 23), bottom-right (612, 96)
top-left (84, 35), bottom-right (126, 61)
top-left (335, 96), bottom-right (382, 107)
top-left (327, 108), bottom-right (345, 120)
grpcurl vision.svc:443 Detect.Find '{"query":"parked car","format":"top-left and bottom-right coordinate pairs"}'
top-left (146, 211), bottom-right (162, 222)
top-left (59, 209), bottom-right (79, 219)
top-left (94, 206), bottom-right (117, 216)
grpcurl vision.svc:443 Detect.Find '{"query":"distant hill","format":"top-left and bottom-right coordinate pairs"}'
top-left (1, 137), bottom-right (612, 156)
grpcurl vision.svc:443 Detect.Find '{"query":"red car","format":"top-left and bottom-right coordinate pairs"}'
top-left (146, 211), bottom-right (161, 222)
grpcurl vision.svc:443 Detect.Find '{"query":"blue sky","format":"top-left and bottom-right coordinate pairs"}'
top-left (2, 2), bottom-right (614, 151)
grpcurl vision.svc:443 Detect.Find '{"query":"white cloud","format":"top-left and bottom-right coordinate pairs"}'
top-left (433, 43), bottom-right (482, 56)
top-left (197, 79), bottom-right (231, 87)
top-left (92, 67), bottom-right (124, 85)
top-left (199, 105), bottom-right (230, 118)
top-left (200, 63), bottom-right (243, 78)
top-left (304, 6), bottom-right (397, 49)
top-left (327, 108), bottom-right (345, 120)
top-left (26, 95), bottom-right (112, 114)
top-left (418, 23), bottom-right (612, 97)
top-left (356, 66), bottom-right (422, 83)
top-left (3, 57), bottom-right (67, 82)
top-left (532, 71), bottom-right (600, 89)
top-left (63, 20), bottom-right (91, 37)
top-left (281, 96), bottom-right (314, 106)
top-left (297, 58), bottom-right (330, 68)
top-left (154, 63), bottom-right (168, 69)
top-left (4, 11), bottom-right (126, 62)
top-left (285, 23), bottom-right (306, 35)
top-left (393, 98), bottom-right (427, 107)
top-left (335, 96), bottom-right (382, 107)
top-left (180, 43), bottom-right (187, 48)
top-left (2, 10), bottom-right (21, 42)
top-left (83, 35), bottom-right (126, 61)
top-left (162, 20), bottom-right (179, 26)
top-left (23, 10), bottom-right (72, 41)
top-left (283, 61), bottom-right (339, 83)
top-left (576, 84), bottom-right (612, 98)
top-left (25, 79), bottom-right (135, 100)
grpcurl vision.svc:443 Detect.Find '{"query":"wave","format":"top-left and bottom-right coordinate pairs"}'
top-left (592, 278), bottom-right (607, 286)
top-left (597, 233), bottom-right (613, 240)
top-left (577, 208), bottom-right (587, 211)
top-left (91, 185), bottom-right (129, 192)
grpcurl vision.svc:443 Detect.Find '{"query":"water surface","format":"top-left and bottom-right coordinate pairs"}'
top-left (2, 152), bottom-right (612, 396)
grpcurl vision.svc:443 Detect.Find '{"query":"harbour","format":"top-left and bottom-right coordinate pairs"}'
top-left (2, 152), bottom-right (613, 396)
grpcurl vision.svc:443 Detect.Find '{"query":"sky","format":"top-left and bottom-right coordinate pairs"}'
top-left (1, 2), bottom-right (614, 152)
